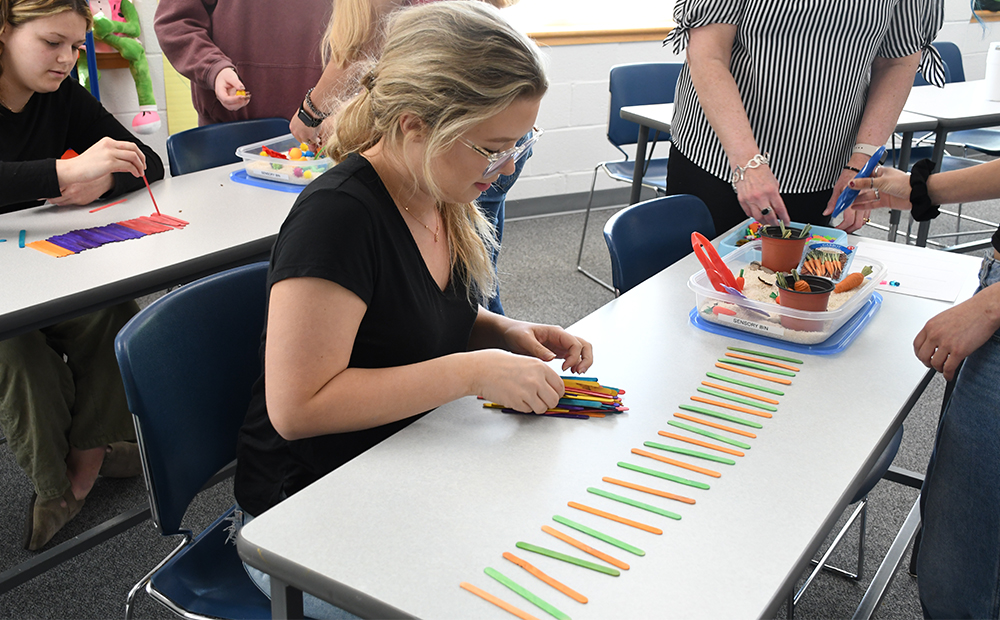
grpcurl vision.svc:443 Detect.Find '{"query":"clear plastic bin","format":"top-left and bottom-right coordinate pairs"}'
top-left (236, 134), bottom-right (332, 186)
top-left (718, 218), bottom-right (847, 256)
top-left (689, 240), bottom-right (886, 345)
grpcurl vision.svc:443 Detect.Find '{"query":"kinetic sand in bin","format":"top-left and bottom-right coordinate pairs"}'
top-left (688, 241), bottom-right (886, 345)
top-left (237, 135), bottom-right (332, 186)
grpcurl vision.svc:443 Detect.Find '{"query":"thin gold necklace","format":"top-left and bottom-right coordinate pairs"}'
top-left (403, 204), bottom-right (440, 243)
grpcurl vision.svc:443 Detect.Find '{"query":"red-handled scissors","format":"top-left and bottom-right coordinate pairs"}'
top-left (692, 232), bottom-right (741, 293)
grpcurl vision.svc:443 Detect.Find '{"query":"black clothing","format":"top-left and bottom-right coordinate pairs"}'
top-left (0, 78), bottom-right (164, 213)
top-left (235, 153), bottom-right (479, 516)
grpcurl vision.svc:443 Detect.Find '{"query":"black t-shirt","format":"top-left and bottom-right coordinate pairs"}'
top-left (234, 153), bottom-right (479, 516)
top-left (0, 78), bottom-right (164, 213)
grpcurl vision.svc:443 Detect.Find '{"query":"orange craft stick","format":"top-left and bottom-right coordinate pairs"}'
top-left (502, 552), bottom-right (588, 604)
top-left (725, 352), bottom-right (801, 372)
top-left (701, 381), bottom-right (780, 405)
top-left (691, 395), bottom-right (773, 418)
top-left (567, 500), bottom-right (663, 534)
top-left (658, 430), bottom-right (744, 456)
top-left (630, 448), bottom-right (721, 478)
top-left (459, 582), bottom-right (541, 620)
top-left (674, 412), bottom-right (757, 438)
top-left (602, 476), bottom-right (696, 505)
top-left (715, 362), bottom-right (792, 385)
top-left (541, 525), bottom-right (630, 570)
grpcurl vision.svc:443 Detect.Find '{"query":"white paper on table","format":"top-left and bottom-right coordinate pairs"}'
top-left (853, 241), bottom-right (979, 303)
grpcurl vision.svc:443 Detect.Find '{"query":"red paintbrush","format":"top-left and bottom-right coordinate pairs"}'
top-left (142, 174), bottom-right (160, 215)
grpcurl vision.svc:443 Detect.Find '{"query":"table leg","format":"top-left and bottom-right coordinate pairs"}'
top-left (271, 577), bottom-right (305, 620)
top-left (915, 130), bottom-right (949, 247)
top-left (629, 125), bottom-right (650, 205)
top-left (888, 131), bottom-right (915, 243)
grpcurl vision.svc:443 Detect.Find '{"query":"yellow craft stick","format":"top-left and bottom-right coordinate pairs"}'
top-left (725, 352), bottom-right (801, 372)
top-left (502, 552), bottom-right (589, 604)
top-left (630, 448), bottom-right (721, 478)
top-left (567, 500), bottom-right (663, 534)
top-left (701, 381), bottom-right (780, 405)
top-left (26, 240), bottom-right (73, 257)
top-left (460, 582), bottom-right (541, 620)
top-left (715, 362), bottom-right (792, 385)
top-left (674, 412), bottom-right (757, 438)
top-left (602, 476), bottom-right (696, 505)
top-left (691, 395), bottom-right (773, 418)
top-left (658, 430), bottom-right (745, 456)
top-left (541, 525), bottom-right (630, 570)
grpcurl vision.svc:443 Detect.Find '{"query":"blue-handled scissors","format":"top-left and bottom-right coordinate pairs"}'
top-left (831, 146), bottom-right (886, 218)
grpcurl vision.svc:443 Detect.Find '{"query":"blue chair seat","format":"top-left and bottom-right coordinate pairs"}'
top-left (601, 159), bottom-right (669, 192)
top-left (949, 128), bottom-right (1000, 157)
top-left (149, 506), bottom-right (271, 619)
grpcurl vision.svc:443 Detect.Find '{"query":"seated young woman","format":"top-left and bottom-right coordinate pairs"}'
top-left (0, 0), bottom-right (163, 551)
top-left (235, 0), bottom-right (591, 521)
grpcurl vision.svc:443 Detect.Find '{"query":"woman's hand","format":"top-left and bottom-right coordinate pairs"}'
top-left (289, 113), bottom-right (322, 152)
top-left (734, 164), bottom-right (788, 226)
top-left (214, 67), bottom-right (250, 111)
top-left (473, 349), bottom-right (566, 414)
top-left (502, 322), bottom-right (594, 374)
top-left (914, 286), bottom-right (1000, 381)
top-left (848, 165), bottom-right (914, 212)
top-left (52, 137), bottom-right (146, 205)
top-left (825, 168), bottom-right (871, 233)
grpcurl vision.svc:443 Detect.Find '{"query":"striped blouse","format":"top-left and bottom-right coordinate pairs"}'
top-left (665, 0), bottom-right (944, 193)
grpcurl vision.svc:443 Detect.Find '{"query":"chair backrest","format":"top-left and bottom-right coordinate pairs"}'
top-left (607, 62), bottom-right (683, 155)
top-left (603, 194), bottom-right (715, 295)
top-left (932, 41), bottom-right (965, 83)
top-left (165, 118), bottom-right (290, 176)
top-left (115, 262), bottom-right (269, 535)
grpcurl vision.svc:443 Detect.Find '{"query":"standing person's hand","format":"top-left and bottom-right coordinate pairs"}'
top-left (824, 167), bottom-right (872, 233)
top-left (734, 164), bottom-right (788, 226)
top-left (290, 113), bottom-right (322, 153)
top-left (214, 67), bottom-right (250, 111)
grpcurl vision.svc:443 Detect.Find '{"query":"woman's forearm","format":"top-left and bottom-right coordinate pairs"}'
top-left (927, 158), bottom-right (1000, 205)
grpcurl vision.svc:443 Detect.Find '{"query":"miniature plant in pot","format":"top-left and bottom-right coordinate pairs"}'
top-left (775, 269), bottom-right (833, 331)
top-left (759, 222), bottom-right (812, 273)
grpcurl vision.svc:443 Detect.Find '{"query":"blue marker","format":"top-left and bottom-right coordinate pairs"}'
top-left (831, 146), bottom-right (886, 218)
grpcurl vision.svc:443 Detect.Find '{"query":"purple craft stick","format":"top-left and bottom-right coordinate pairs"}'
top-left (74, 228), bottom-right (114, 246)
top-left (501, 409), bottom-right (589, 420)
top-left (61, 230), bottom-right (101, 250)
top-left (47, 235), bottom-right (87, 253)
top-left (101, 223), bottom-right (144, 240)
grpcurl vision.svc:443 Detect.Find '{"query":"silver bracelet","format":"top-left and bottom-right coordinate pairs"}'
top-left (303, 87), bottom-right (328, 120)
top-left (730, 152), bottom-right (770, 192)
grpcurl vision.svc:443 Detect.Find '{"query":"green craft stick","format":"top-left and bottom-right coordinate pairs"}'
top-left (679, 404), bottom-right (764, 428)
top-left (668, 420), bottom-right (752, 449)
top-left (516, 542), bottom-right (620, 576)
top-left (696, 386), bottom-right (778, 412)
top-left (484, 567), bottom-right (570, 620)
top-left (727, 346), bottom-right (804, 365)
top-left (553, 515), bottom-right (645, 556)
top-left (706, 372), bottom-right (785, 396)
top-left (717, 358), bottom-right (796, 377)
top-left (618, 461), bottom-right (711, 490)
top-left (587, 487), bottom-right (681, 520)
top-left (643, 441), bottom-right (736, 465)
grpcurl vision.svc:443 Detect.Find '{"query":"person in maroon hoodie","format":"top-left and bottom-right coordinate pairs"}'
top-left (153, 0), bottom-right (330, 126)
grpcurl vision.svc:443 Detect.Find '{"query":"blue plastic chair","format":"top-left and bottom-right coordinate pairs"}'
top-left (116, 262), bottom-right (272, 620)
top-left (166, 118), bottom-right (290, 176)
top-left (577, 62), bottom-right (683, 291)
top-left (601, 194), bottom-right (714, 296)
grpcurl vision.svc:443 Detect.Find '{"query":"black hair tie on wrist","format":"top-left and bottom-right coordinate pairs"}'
top-left (909, 159), bottom-right (940, 222)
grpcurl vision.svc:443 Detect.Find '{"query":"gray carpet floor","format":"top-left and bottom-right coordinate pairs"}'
top-left (0, 191), bottom-right (996, 619)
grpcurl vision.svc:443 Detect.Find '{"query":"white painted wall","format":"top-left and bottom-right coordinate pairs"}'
top-left (96, 0), bottom-right (993, 198)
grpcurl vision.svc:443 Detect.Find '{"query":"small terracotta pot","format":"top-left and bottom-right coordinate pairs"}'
top-left (777, 274), bottom-right (834, 331)
top-left (759, 226), bottom-right (808, 273)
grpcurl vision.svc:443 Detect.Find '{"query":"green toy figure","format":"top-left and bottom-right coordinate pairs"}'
top-left (85, 0), bottom-right (161, 134)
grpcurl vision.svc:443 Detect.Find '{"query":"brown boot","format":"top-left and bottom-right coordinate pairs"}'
top-left (23, 489), bottom-right (85, 551)
top-left (98, 441), bottom-right (142, 478)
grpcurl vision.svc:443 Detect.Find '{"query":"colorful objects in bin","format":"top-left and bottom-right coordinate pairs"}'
top-left (692, 231), bottom-right (741, 294)
top-left (732, 220), bottom-right (839, 248)
top-left (482, 377), bottom-right (625, 419)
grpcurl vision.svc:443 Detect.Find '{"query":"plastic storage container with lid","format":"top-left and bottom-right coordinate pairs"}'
top-left (236, 134), bottom-right (332, 186)
top-left (717, 218), bottom-right (847, 257)
top-left (689, 240), bottom-right (886, 345)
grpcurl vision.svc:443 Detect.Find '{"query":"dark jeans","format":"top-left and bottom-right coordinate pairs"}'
top-left (665, 144), bottom-right (832, 235)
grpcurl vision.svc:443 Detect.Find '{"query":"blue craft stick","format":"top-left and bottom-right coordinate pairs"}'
top-left (0, 239), bottom-right (6, 242)
top-left (832, 146), bottom-right (885, 217)
top-left (18, 230), bottom-right (25, 248)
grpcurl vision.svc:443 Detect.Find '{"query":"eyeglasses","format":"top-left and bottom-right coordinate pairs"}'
top-left (461, 126), bottom-right (543, 177)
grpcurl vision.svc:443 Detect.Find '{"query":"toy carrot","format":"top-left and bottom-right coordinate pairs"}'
top-left (834, 265), bottom-right (874, 293)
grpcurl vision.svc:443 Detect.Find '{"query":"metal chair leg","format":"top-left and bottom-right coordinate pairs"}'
top-left (576, 166), bottom-right (614, 292)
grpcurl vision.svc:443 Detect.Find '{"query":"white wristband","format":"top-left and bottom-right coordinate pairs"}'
top-left (852, 143), bottom-right (881, 157)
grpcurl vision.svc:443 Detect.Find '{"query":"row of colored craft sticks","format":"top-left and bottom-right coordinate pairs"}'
top-left (25, 213), bottom-right (189, 258)
top-left (482, 378), bottom-right (627, 420)
top-left (461, 346), bottom-right (803, 620)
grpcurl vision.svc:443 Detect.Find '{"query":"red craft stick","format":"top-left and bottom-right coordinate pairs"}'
top-left (142, 174), bottom-right (160, 215)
